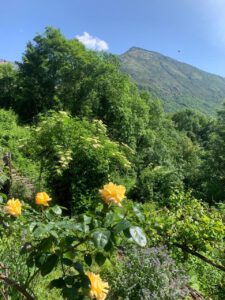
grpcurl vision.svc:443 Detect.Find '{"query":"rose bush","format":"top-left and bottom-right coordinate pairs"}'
top-left (0, 182), bottom-right (147, 299)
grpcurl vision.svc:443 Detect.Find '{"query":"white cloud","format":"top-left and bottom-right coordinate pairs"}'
top-left (76, 32), bottom-right (109, 51)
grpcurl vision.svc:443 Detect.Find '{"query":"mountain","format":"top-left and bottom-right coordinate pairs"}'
top-left (120, 47), bottom-right (225, 114)
top-left (0, 59), bottom-right (7, 64)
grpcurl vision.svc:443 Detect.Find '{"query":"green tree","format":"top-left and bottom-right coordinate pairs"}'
top-left (202, 102), bottom-right (225, 202)
top-left (0, 62), bottom-right (17, 109)
top-left (15, 27), bottom-right (149, 149)
top-left (172, 108), bottom-right (212, 145)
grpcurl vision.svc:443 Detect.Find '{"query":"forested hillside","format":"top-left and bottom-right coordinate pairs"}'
top-left (120, 47), bottom-right (225, 114)
top-left (0, 27), bottom-right (225, 299)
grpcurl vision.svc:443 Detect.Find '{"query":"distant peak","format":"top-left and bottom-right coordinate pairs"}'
top-left (0, 59), bottom-right (8, 64)
top-left (127, 46), bottom-right (145, 52)
top-left (123, 47), bottom-right (161, 57)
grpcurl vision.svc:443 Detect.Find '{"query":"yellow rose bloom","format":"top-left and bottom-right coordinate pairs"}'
top-left (35, 192), bottom-right (51, 206)
top-left (4, 198), bottom-right (22, 217)
top-left (99, 182), bottom-right (126, 206)
top-left (86, 272), bottom-right (109, 300)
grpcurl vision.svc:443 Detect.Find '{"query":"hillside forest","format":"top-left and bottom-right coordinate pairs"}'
top-left (0, 27), bottom-right (225, 299)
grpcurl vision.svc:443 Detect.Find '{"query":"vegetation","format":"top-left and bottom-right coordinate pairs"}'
top-left (120, 47), bottom-right (225, 115)
top-left (0, 27), bottom-right (225, 299)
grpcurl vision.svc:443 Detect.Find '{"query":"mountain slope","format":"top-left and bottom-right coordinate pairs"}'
top-left (120, 47), bottom-right (225, 114)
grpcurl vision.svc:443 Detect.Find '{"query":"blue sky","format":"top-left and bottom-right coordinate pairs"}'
top-left (1, 0), bottom-right (225, 76)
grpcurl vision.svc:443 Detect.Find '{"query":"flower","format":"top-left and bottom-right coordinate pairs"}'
top-left (4, 199), bottom-right (22, 217)
top-left (86, 272), bottom-right (109, 300)
top-left (35, 192), bottom-right (51, 206)
top-left (99, 182), bottom-right (126, 206)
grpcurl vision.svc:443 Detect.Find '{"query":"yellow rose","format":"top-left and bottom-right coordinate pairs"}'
top-left (4, 198), bottom-right (22, 217)
top-left (35, 192), bottom-right (51, 206)
top-left (99, 182), bottom-right (126, 206)
top-left (86, 272), bottom-right (109, 300)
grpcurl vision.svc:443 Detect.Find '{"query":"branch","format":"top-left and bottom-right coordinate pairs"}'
top-left (174, 243), bottom-right (225, 272)
top-left (0, 273), bottom-right (35, 300)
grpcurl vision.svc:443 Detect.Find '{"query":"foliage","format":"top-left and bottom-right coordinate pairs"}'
top-left (1, 26), bottom-right (225, 300)
top-left (130, 101), bottom-right (202, 202)
top-left (105, 246), bottom-right (188, 300)
top-left (143, 192), bottom-right (225, 255)
top-left (11, 27), bottom-right (149, 149)
top-left (201, 102), bottom-right (225, 202)
top-left (0, 184), bottom-right (147, 299)
top-left (26, 111), bottom-right (133, 212)
top-left (184, 256), bottom-right (225, 300)
top-left (172, 108), bottom-right (212, 145)
top-left (0, 62), bottom-right (17, 109)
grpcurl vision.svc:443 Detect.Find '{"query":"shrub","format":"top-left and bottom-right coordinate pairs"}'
top-left (27, 111), bottom-right (134, 213)
top-left (105, 246), bottom-right (189, 300)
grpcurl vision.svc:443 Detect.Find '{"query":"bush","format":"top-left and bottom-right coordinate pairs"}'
top-left (27, 111), bottom-right (134, 212)
top-left (105, 246), bottom-right (189, 300)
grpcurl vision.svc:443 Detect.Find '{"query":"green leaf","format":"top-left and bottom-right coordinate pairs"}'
top-left (95, 252), bottom-right (106, 266)
top-left (73, 262), bottom-right (83, 274)
top-left (51, 205), bottom-right (62, 216)
top-left (104, 211), bottom-right (115, 227)
top-left (64, 275), bottom-right (75, 285)
top-left (129, 226), bottom-right (147, 247)
top-left (37, 236), bottom-right (54, 252)
top-left (62, 258), bottom-right (73, 266)
top-left (123, 228), bottom-right (131, 238)
top-left (104, 240), bottom-right (114, 252)
top-left (133, 204), bottom-right (145, 222)
top-left (92, 229), bottom-right (111, 249)
top-left (40, 254), bottom-right (58, 276)
top-left (113, 220), bottom-right (131, 235)
top-left (82, 215), bottom-right (92, 224)
top-left (50, 277), bottom-right (65, 289)
top-left (84, 254), bottom-right (92, 266)
top-left (26, 255), bottom-right (35, 268)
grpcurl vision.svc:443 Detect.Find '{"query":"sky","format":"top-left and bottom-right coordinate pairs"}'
top-left (1, 0), bottom-right (225, 76)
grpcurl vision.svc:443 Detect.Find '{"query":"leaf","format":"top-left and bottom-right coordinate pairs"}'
top-left (92, 230), bottom-right (111, 249)
top-left (113, 220), bottom-right (130, 235)
top-left (84, 253), bottom-right (92, 266)
top-left (26, 255), bottom-right (35, 268)
top-left (82, 215), bottom-right (92, 224)
top-left (73, 262), bottom-right (83, 274)
top-left (50, 277), bottom-right (65, 289)
top-left (123, 228), bottom-right (131, 238)
top-left (133, 204), bottom-right (145, 222)
top-left (51, 205), bottom-right (62, 216)
top-left (129, 226), bottom-right (147, 247)
top-left (64, 275), bottom-right (75, 285)
top-left (37, 236), bottom-right (54, 252)
top-left (62, 258), bottom-right (73, 266)
top-left (95, 252), bottom-right (106, 266)
top-left (104, 211), bottom-right (115, 227)
top-left (40, 254), bottom-right (58, 276)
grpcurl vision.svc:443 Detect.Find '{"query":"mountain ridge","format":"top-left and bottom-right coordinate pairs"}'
top-left (124, 47), bottom-right (225, 78)
top-left (120, 47), bottom-right (225, 114)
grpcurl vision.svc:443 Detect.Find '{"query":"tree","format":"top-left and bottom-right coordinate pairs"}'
top-left (202, 102), bottom-right (225, 202)
top-left (172, 108), bottom-right (212, 145)
top-left (15, 27), bottom-right (149, 149)
top-left (0, 62), bottom-right (17, 109)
